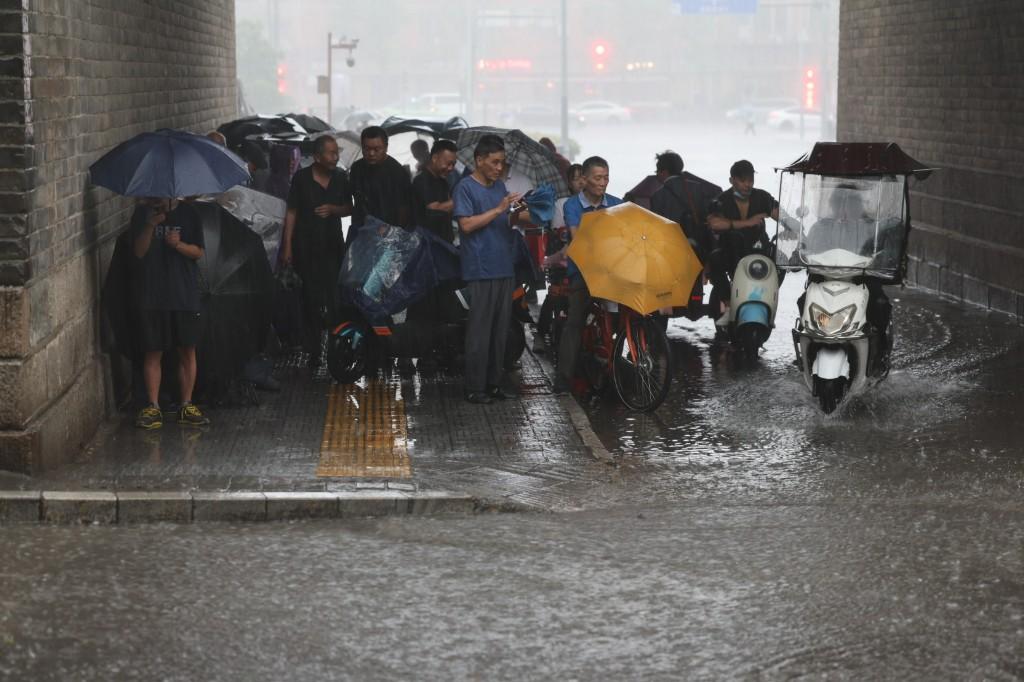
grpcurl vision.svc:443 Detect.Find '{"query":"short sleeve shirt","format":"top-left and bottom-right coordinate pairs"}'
top-left (349, 156), bottom-right (413, 230)
top-left (285, 165), bottom-right (351, 264)
top-left (564, 191), bottom-right (623, 281)
top-left (710, 187), bottom-right (778, 252)
top-left (412, 170), bottom-right (453, 242)
top-left (130, 202), bottom-right (205, 312)
top-left (452, 176), bottom-right (514, 281)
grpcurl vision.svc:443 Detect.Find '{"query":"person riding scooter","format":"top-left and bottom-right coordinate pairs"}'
top-left (798, 185), bottom-right (898, 348)
top-left (707, 160), bottom-right (779, 343)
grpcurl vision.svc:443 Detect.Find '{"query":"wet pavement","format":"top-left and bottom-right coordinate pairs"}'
top-left (2, 502), bottom-right (1022, 680)
top-left (581, 275), bottom-right (1024, 507)
top-left (2, 279), bottom-right (1023, 678)
top-left (1, 340), bottom-right (607, 513)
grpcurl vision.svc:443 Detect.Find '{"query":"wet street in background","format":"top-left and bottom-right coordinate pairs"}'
top-left (3, 125), bottom-right (1024, 679)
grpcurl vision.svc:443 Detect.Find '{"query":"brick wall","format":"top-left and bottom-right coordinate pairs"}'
top-left (837, 0), bottom-right (1024, 318)
top-left (0, 0), bottom-right (236, 473)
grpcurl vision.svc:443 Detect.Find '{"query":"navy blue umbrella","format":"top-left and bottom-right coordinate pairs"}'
top-left (89, 128), bottom-right (251, 198)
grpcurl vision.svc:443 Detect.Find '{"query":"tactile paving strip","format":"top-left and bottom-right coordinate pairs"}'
top-left (317, 378), bottom-right (413, 479)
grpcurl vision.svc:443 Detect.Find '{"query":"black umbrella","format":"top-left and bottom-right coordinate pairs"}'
top-left (282, 113), bottom-right (333, 134)
top-left (217, 115), bottom-right (306, 149)
top-left (380, 115), bottom-right (468, 140)
top-left (192, 203), bottom-right (275, 396)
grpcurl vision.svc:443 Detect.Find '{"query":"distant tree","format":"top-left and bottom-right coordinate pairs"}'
top-left (236, 20), bottom-right (291, 114)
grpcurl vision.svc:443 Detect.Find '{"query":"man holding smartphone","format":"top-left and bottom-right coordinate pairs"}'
top-left (452, 134), bottom-right (526, 404)
top-left (131, 197), bottom-right (209, 429)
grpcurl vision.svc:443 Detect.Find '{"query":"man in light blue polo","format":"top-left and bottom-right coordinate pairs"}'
top-left (553, 155), bottom-right (622, 395)
top-left (452, 134), bottom-right (526, 404)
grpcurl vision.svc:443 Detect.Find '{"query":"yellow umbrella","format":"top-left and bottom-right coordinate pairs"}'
top-left (566, 202), bottom-right (702, 315)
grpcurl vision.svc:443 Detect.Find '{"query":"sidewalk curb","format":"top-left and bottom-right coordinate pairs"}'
top-left (0, 490), bottom-right (484, 525)
top-left (526, 333), bottom-right (616, 465)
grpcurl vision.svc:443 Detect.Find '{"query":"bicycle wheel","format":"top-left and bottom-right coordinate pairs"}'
top-left (612, 315), bottom-right (672, 412)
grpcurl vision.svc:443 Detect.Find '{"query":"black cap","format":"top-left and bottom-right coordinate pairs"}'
top-left (730, 159), bottom-right (755, 178)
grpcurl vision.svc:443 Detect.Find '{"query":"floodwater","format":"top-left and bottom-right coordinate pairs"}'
top-left (3, 123), bottom-right (1023, 679)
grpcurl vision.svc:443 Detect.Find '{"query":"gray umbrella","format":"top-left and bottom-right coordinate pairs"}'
top-left (456, 127), bottom-right (570, 198)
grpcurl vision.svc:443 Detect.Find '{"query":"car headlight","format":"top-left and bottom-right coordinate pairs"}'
top-left (808, 303), bottom-right (857, 335)
top-left (747, 258), bottom-right (771, 280)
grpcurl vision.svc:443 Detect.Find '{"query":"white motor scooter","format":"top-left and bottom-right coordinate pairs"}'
top-left (774, 142), bottom-right (932, 414)
top-left (719, 249), bottom-right (780, 363)
top-left (793, 256), bottom-right (880, 413)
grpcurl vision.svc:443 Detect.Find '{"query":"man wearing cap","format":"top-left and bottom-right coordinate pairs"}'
top-left (707, 160), bottom-right (779, 340)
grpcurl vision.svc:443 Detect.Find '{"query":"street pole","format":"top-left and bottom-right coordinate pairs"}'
top-left (326, 32), bottom-right (333, 125)
top-left (559, 0), bottom-right (569, 152)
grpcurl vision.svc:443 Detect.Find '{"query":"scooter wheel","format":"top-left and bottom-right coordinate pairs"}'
top-left (814, 376), bottom-right (847, 414)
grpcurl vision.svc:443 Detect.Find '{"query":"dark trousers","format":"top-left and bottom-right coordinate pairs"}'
top-left (465, 277), bottom-right (514, 393)
top-left (556, 279), bottom-right (591, 384)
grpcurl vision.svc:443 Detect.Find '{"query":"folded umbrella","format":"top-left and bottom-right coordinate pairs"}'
top-left (89, 128), bottom-right (251, 197)
top-left (524, 183), bottom-right (556, 225)
top-left (456, 127), bottom-right (570, 198)
top-left (566, 202), bottom-right (702, 315)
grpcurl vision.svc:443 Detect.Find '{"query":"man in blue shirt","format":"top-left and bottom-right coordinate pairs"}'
top-left (452, 134), bottom-right (527, 404)
top-left (553, 156), bottom-right (622, 395)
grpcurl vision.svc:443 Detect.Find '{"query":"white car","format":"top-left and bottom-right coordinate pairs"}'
top-left (765, 106), bottom-right (823, 133)
top-left (387, 92), bottom-right (465, 119)
top-left (571, 100), bottom-right (632, 125)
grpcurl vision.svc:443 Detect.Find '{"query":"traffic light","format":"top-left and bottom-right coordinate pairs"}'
top-left (590, 39), bottom-right (610, 72)
top-left (803, 67), bottom-right (816, 110)
top-left (276, 63), bottom-right (288, 95)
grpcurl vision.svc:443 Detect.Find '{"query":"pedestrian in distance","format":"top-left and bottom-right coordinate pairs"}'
top-left (452, 134), bottom-right (529, 404)
top-left (552, 156), bottom-right (622, 395)
top-left (131, 197), bottom-right (210, 429)
top-left (281, 135), bottom-right (353, 368)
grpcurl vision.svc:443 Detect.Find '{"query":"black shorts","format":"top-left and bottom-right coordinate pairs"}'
top-left (138, 310), bottom-right (202, 352)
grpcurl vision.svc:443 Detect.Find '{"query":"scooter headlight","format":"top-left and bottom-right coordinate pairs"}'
top-left (747, 258), bottom-right (771, 280)
top-left (809, 303), bottom-right (857, 335)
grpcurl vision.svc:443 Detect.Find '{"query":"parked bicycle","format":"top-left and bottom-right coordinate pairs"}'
top-left (577, 300), bottom-right (673, 412)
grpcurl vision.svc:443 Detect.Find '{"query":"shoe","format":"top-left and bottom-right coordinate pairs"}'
top-left (487, 385), bottom-right (517, 400)
top-left (712, 328), bottom-right (731, 347)
top-left (464, 391), bottom-right (493, 405)
top-left (178, 402), bottom-right (211, 427)
top-left (135, 404), bottom-right (163, 430)
top-left (551, 378), bottom-right (570, 395)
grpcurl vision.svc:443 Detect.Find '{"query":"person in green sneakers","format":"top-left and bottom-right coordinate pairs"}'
top-left (131, 197), bottom-right (211, 429)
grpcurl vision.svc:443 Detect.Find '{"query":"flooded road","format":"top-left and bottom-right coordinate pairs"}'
top-left (4, 125), bottom-right (1024, 679)
top-left (3, 502), bottom-right (1022, 680)
top-left (584, 275), bottom-right (1024, 507)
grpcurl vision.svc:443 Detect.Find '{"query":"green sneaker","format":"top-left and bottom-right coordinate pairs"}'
top-left (135, 404), bottom-right (163, 430)
top-left (178, 402), bottom-right (210, 427)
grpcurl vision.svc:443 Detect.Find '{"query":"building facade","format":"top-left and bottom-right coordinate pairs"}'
top-left (0, 1), bottom-right (237, 473)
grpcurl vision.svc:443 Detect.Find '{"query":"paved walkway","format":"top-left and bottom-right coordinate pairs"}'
top-left (3, 339), bottom-right (610, 514)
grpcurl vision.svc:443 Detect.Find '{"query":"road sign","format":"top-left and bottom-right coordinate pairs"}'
top-left (672, 0), bottom-right (758, 15)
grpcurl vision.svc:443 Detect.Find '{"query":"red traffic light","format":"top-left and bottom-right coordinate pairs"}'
top-left (802, 67), bottom-right (817, 110)
top-left (590, 40), bottom-right (610, 72)
top-left (276, 63), bottom-right (288, 94)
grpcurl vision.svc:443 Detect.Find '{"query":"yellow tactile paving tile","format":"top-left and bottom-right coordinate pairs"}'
top-left (316, 378), bottom-right (412, 479)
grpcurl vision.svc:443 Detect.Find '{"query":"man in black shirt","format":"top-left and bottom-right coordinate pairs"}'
top-left (411, 139), bottom-right (458, 242)
top-left (131, 198), bottom-right (209, 429)
top-left (281, 135), bottom-right (353, 367)
top-left (348, 126), bottom-right (413, 237)
top-left (707, 160), bottom-right (779, 331)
